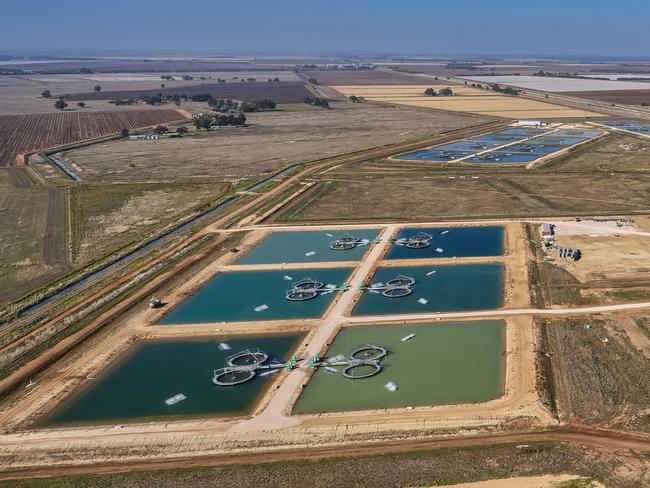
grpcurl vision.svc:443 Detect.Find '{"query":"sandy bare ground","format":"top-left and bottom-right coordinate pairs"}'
top-left (435, 474), bottom-right (595, 488)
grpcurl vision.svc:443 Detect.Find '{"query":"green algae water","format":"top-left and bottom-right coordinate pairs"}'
top-left (40, 333), bottom-right (304, 427)
top-left (294, 321), bottom-right (504, 413)
top-left (239, 230), bottom-right (379, 264)
top-left (353, 263), bottom-right (503, 316)
top-left (158, 268), bottom-right (353, 324)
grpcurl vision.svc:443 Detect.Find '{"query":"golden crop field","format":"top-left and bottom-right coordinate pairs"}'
top-left (332, 84), bottom-right (602, 119)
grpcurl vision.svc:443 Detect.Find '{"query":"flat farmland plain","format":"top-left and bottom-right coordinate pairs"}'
top-left (331, 85), bottom-right (600, 118)
top-left (65, 81), bottom-right (311, 103)
top-left (58, 102), bottom-right (495, 183)
top-left (0, 109), bottom-right (185, 166)
top-left (275, 169), bottom-right (650, 222)
top-left (562, 89), bottom-right (650, 106)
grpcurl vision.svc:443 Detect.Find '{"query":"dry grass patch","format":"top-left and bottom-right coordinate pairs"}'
top-left (332, 84), bottom-right (602, 118)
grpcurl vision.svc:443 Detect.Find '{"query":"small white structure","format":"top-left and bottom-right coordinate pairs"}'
top-left (541, 223), bottom-right (555, 243)
top-left (517, 120), bottom-right (546, 127)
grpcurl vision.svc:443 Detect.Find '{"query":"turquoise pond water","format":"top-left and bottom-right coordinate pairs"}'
top-left (238, 230), bottom-right (379, 264)
top-left (353, 263), bottom-right (504, 316)
top-left (157, 268), bottom-right (353, 324)
top-left (39, 333), bottom-right (304, 426)
top-left (386, 226), bottom-right (504, 260)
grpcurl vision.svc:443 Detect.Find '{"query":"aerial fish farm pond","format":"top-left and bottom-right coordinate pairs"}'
top-left (294, 320), bottom-right (505, 413)
top-left (237, 229), bottom-right (380, 264)
top-left (353, 263), bottom-right (504, 316)
top-left (386, 226), bottom-right (504, 260)
top-left (39, 333), bottom-right (305, 427)
top-left (157, 267), bottom-right (354, 324)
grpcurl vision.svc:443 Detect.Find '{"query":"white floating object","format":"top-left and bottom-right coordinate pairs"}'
top-left (320, 290), bottom-right (334, 295)
top-left (325, 283), bottom-right (336, 289)
top-left (254, 304), bottom-right (269, 312)
top-left (283, 275), bottom-right (294, 281)
top-left (435, 247), bottom-right (444, 253)
top-left (370, 282), bottom-right (384, 288)
top-left (401, 333), bottom-right (416, 342)
top-left (218, 342), bottom-right (231, 351)
top-left (324, 366), bottom-right (338, 373)
top-left (259, 369), bottom-right (278, 377)
top-left (440, 230), bottom-right (450, 235)
top-left (328, 354), bottom-right (345, 364)
top-left (426, 270), bottom-right (437, 276)
top-left (325, 233), bottom-right (334, 237)
top-left (164, 393), bottom-right (186, 405)
top-left (305, 251), bottom-right (316, 256)
top-left (417, 298), bottom-right (429, 305)
top-left (385, 382), bottom-right (398, 392)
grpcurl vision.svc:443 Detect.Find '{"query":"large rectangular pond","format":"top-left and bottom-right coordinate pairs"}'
top-left (238, 230), bottom-right (379, 264)
top-left (353, 263), bottom-right (504, 316)
top-left (39, 333), bottom-right (305, 426)
top-left (294, 320), bottom-right (505, 413)
top-left (386, 226), bottom-right (504, 260)
top-left (158, 268), bottom-right (353, 324)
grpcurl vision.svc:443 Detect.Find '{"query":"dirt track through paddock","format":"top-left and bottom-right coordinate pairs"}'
top-left (42, 187), bottom-right (67, 266)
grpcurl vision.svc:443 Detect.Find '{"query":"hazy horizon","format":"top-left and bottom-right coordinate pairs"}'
top-left (2, 0), bottom-right (649, 59)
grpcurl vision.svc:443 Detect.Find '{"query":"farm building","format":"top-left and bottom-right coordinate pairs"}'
top-left (129, 134), bottom-right (160, 140)
top-left (541, 223), bottom-right (555, 242)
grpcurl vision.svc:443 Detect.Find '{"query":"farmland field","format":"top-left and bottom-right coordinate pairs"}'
top-left (0, 109), bottom-right (185, 166)
top-left (302, 69), bottom-right (419, 85)
top-left (562, 89), bottom-right (650, 106)
top-left (69, 183), bottom-right (230, 265)
top-left (331, 84), bottom-right (600, 118)
top-left (65, 81), bottom-right (311, 103)
top-left (463, 75), bottom-right (650, 92)
top-left (0, 168), bottom-right (69, 304)
top-left (58, 102), bottom-right (494, 183)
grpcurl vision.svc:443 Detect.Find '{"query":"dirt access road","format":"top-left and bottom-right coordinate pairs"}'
top-left (0, 426), bottom-right (647, 481)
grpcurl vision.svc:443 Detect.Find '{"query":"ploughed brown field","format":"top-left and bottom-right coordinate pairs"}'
top-left (0, 109), bottom-right (185, 166)
top-left (64, 81), bottom-right (311, 103)
top-left (563, 89), bottom-right (650, 105)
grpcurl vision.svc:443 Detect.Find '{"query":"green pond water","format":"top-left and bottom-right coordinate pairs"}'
top-left (158, 268), bottom-right (353, 324)
top-left (238, 230), bottom-right (380, 264)
top-left (40, 333), bottom-right (304, 427)
top-left (352, 264), bottom-right (504, 316)
top-left (294, 321), bottom-right (505, 413)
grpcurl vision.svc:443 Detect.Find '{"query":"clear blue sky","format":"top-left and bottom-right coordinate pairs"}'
top-left (2, 0), bottom-right (649, 58)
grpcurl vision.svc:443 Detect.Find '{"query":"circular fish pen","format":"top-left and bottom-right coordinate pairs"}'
top-left (285, 277), bottom-right (341, 302)
top-left (330, 234), bottom-right (363, 251)
top-left (212, 348), bottom-right (284, 386)
top-left (340, 344), bottom-right (387, 379)
top-left (366, 274), bottom-right (415, 298)
top-left (404, 232), bottom-right (433, 249)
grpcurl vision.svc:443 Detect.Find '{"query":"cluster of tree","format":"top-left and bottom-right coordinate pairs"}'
top-left (209, 98), bottom-right (240, 112)
top-left (160, 75), bottom-right (175, 81)
top-left (308, 78), bottom-right (319, 85)
top-left (94, 85), bottom-right (102, 92)
top-left (182, 75), bottom-right (194, 81)
top-left (267, 77), bottom-right (280, 82)
top-left (533, 70), bottom-right (608, 80)
top-left (468, 83), bottom-right (483, 89)
top-left (54, 96), bottom-right (68, 111)
top-left (240, 98), bottom-right (276, 112)
top-left (424, 87), bottom-right (454, 96)
top-left (109, 98), bottom-right (138, 106)
top-left (349, 95), bottom-right (365, 103)
top-left (490, 84), bottom-right (520, 96)
top-left (192, 113), bottom-right (246, 130)
top-left (41, 90), bottom-right (52, 98)
top-left (304, 96), bottom-right (329, 108)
